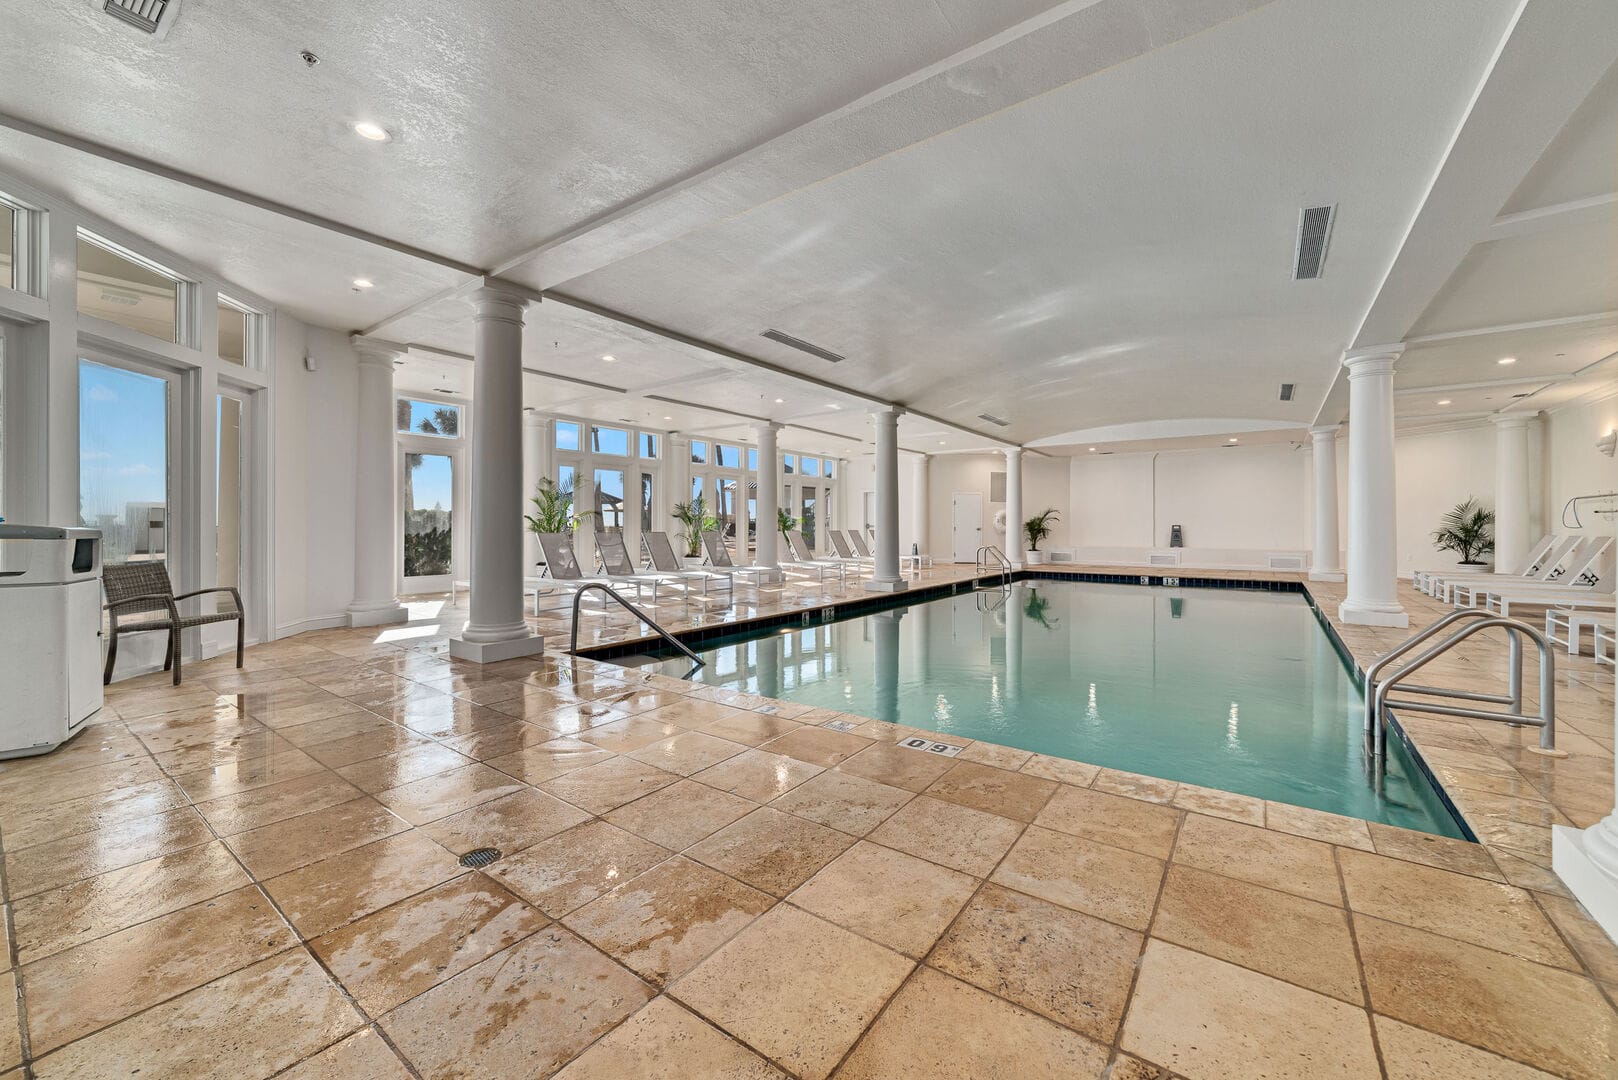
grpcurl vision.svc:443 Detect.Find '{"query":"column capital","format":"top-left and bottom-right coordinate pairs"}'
top-left (522, 408), bottom-right (548, 429)
top-left (1308, 424), bottom-right (1341, 441)
top-left (1342, 344), bottom-right (1404, 376)
top-left (351, 335), bottom-right (406, 368)
top-left (869, 405), bottom-right (903, 424)
top-left (467, 282), bottom-right (530, 325)
top-left (1004, 446), bottom-right (1025, 462)
top-left (753, 420), bottom-right (783, 436)
top-left (1491, 412), bottom-right (1536, 428)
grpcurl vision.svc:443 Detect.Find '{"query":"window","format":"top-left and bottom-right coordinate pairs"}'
top-left (591, 425), bottom-right (629, 456)
top-left (557, 464), bottom-right (577, 519)
top-left (79, 359), bottom-right (170, 564)
top-left (717, 477), bottom-right (738, 541)
top-left (690, 440), bottom-right (707, 465)
top-left (747, 447), bottom-right (759, 471)
top-left (0, 202), bottom-right (12, 291)
top-left (825, 459), bottom-right (836, 479)
top-left (716, 443), bottom-right (741, 469)
top-left (217, 297), bottom-right (260, 366)
top-left (802, 457), bottom-right (821, 477)
top-left (396, 399), bottom-right (461, 438)
top-left (783, 454), bottom-right (796, 475)
top-left (801, 486), bottom-right (818, 549)
top-left (76, 233), bottom-right (181, 343)
top-left (216, 396), bottom-right (244, 589)
top-left (556, 421), bottom-right (580, 452)
top-left (640, 472), bottom-right (654, 533)
top-left (594, 468), bottom-right (625, 532)
top-left (638, 432), bottom-right (658, 459)
top-left (403, 453), bottom-right (454, 578)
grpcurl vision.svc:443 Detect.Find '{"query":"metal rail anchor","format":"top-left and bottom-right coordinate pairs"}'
top-left (569, 582), bottom-right (706, 680)
top-left (1370, 616), bottom-right (1566, 760)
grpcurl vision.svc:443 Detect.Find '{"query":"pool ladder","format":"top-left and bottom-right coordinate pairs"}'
top-left (569, 583), bottom-right (705, 680)
top-left (1364, 607), bottom-right (1561, 759)
top-left (976, 545), bottom-right (1012, 588)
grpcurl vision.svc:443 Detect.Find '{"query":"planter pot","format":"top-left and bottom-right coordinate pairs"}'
top-left (1025, 551), bottom-right (1046, 565)
top-left (1445, 561), bottom-right (1494, 575)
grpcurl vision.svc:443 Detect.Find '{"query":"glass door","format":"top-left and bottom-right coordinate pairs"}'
top-left (402, 450), bottom-right (456, 592)
top-left (800, 485), bottom-right (819, 552)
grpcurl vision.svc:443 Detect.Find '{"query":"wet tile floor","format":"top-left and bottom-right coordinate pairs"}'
top-left (1, 571), bottom-right (1615, 1077)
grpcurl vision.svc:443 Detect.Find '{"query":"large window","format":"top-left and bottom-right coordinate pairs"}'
top-left (591, 425), bottom-right (629, 457)
top-left (690, 440), bottom-right (707, 465)
top-left (216, 396), bottom-right (244, 590)
top-left (638, 432), bottom-right (658, 459)
top-left (76, 233), bottom-right (182, 343)
top-left (403, 452), bottom-right (454, 578)
top-left (716, 443), bottom-right (741, 469)
top-left (0, 202), bottom-right (12, 292)
top-left (217, 297), bottom-right (261, 367)
top-left (556, 421), bottom-right (580, 451)
top-left (594, 468), bottom-right (625, 532)
top-left (397, 399), bottom-right (461, 438)
top-left (80, 359), bottom-right (170, 564)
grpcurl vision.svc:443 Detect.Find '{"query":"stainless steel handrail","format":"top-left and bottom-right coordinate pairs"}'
top-left (569, 583), bottom-right (705, 678)
top-left (1361, 608), bottom-right (1517, 736)
top-left (1368, 613), bottom-right (1560, 758)
top-left (976, 545), bottom-right (1011, 587)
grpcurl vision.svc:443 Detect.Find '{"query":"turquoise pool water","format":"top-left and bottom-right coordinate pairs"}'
top-left (647, 580), bottom-right (1464, 837)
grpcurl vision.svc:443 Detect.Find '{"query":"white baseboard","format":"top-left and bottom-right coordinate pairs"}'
top-left (275, 613), bottom-right (351, 639)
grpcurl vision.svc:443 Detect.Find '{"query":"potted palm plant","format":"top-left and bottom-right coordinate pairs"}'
top-left (672, 496), bottom-right (719, 566)
top-left (1430, 498), bottom-right (1494, 573)
top-left (1022, 508), bottom-right (1060, 565)
top-left (524, 477), bottom-right (593, 570)
top-left (777, 507), bottom-right (799, 543)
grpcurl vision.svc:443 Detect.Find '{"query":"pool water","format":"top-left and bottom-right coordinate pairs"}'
top-left (647, 580), bottom-right (1465, 837)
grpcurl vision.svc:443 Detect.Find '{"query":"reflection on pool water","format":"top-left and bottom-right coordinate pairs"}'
top-left (648, 580), bottom-right (1465, 837)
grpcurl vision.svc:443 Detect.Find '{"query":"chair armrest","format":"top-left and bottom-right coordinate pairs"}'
top-left (172, 586), bottom-right (243, 613)
top-left (104, 593), bottom-right (180, 626)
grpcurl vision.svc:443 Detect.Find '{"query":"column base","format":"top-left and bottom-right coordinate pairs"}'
top-left (348, 601), bottom-right (408, 628)
top-left (864, 578), bottom-right (910, 594)
top-left (449, 633), bottom-right (545, 664)
top-left (1553, 822), bottom-right (1618, 942)
top-left (1308, 570), bottom-right (1346, 582)
top-left (1337, 599), bottom-right (1409, 628)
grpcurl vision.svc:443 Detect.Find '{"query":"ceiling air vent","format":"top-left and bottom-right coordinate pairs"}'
top-left (1279, 382), bottom-right (1296, 402)
top-left (101, 0), bottom-right (180, 36)
top-left (1293, 204), bottom-right (1335, 280)
top-left (760, 329), bottom-right (844, 364)
top-left (977, 413), bottom-right (1010, 427)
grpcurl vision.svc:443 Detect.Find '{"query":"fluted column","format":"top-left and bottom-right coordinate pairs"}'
top-left (347, 338), bottom-right (407, 627)
top-left (450, 284), bottom-right (543, 662)
top-left (755, 422), bottom-right (781, 570)
top-left (865, 408), bottom-right (907, 592)
top-left (911, 453), bottom-right (930, 557)
top-left (1004, 447), bottom-right (1025, 570)
top-left (1338, 347), bottom-right (1407, 628)
top-left (1309, 425), bottom-right (1344, 581)
top-left (522, 411), bottom-right (550, 577)
top-left (1493, 413), bottom-right (1533, 574)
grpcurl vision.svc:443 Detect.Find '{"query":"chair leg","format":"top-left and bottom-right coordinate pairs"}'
top-left (103, 630), bottom-right (118, 686)
top-left (163, 630), bottom-right (174, 672)
top-left (236, 615), bottom-right (245, 669)
top-left (172, 629), bottom-right (183, 686)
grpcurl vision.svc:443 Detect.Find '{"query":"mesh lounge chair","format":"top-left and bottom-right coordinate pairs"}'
top-left (784, 530), bottom-right (851, 584)
top-left (645, 532), bottom-right (736, 596)
top-left (102, 561), bottom-right (243, 686)
top-left (700, 531), bottom-right (782, 585)
top-left (823, 530), bottom-right (871, 574)
top-left (595, 531), bottom-right (690, 602)
top-left (535, 532), bottom-right (646, 602)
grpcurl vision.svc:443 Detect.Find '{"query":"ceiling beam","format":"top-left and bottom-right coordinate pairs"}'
top-left (1393, 373), bottom-right (1567, 394)
top-left (1404, 309), bottom-right (1618, 346)
top-left (1487, 191), bottom-right (1618, 240)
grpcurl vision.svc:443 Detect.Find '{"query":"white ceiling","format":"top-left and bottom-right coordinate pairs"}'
top-left (1, 0), bottom-right (1613, 454)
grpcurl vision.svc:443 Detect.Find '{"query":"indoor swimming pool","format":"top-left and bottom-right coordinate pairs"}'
top-left (647, 579), bottom-right (1465, 837)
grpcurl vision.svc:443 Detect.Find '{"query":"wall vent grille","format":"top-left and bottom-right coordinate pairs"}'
top-left (977, 413), bottom-right (1010, 427)
top-left (1268, 554), bottom-right (1306, 570)
top-left (1293, 205), bottom-right (1335, 280)
top-left (103, 0), bottom-right (170, 33)
top-left (760, 329), bottom-right (844, 363)
top-left (1278, 382), bottom-right (1296, 402)
top-left (1148, 552), bottom-right (1181, 567)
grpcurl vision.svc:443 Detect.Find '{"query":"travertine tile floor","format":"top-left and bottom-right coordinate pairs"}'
top-left (2, 570), bottom-right (1616, 1077)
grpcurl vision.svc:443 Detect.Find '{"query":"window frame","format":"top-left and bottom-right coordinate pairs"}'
top-left (75, 228), bottom-right (194, 348)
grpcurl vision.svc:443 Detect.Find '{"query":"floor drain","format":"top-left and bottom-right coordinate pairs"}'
top-left (459, 847), bottom-right (502, 868)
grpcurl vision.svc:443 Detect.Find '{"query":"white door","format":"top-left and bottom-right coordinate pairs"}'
top-left (952, 492), bottom-right (983, 563)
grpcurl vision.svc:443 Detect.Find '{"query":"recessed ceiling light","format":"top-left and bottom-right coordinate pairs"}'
top-left (1088, 447), bottom-right (1097, 452)
top-left (938, 441), bottom-right (946, 446)
top-left (1498, 357), bottom-right (1517, 365)
top-left (663, 416), bottom-right (672, 421)
top-left (1228, 438), bottom-right (1238, 444)
top-left (601, 354), bottom-right (616, 362)
top-left (353, 121), bottom-right (390, 142)
top-left (828, 404), bottom-right (841, 410)
top-left (352, 278), bottom-right (374, 289)
top-left (774, 398), bottom-right (784, 404)
top-left (1436, 399), bottom-right (1452, 406)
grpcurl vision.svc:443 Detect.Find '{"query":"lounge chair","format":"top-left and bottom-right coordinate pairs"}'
top-left (646, 531), bottom-right (736, 596)
top-left (824, 530), bottom-right (872, 573)
top-left (1415, 533), bottom-right (1559, 597)
top-left (784, 530), bottom-right (851, 584)
top-left (594, 532), bottom-right (685, 602)
top-left (535, 532), bottom-right (648, 602)
top-left (1545, 606), bottom-right (1617, 657)
top-left (700, 531), bottom-right (782, 586)
top-left (1453, 537), bottom-right (1614, 610)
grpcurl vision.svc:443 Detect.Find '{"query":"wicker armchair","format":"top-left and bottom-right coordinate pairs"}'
top-left (102, 562), bottom-right (243, 686)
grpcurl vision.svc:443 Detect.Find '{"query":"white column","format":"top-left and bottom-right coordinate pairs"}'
top-left (1493, 413), bottom-right (1533, 574)
top-left (522, 411), bottom-right (550, 576)
top-left (1553, 442), bottom-right (1618, 938)
top-left (755, 422), bottom-right (781, 570)
top-left (910, 453), bottom-right (930, 556)
top-left (346, 339), bottom-right (407, 627)
top-left (450, 284), bottom-right (543, 663)
top-left (1309, 425), bottom-right (1344, 581)
top-left (1004, 447), bottom-right (1025, 570)
top-left (667, 435), bottom-right (691, 555)
top-left (1338, 347), bottom-right (1408, 628)
top-left (865, 408), bottom-right (907, 592)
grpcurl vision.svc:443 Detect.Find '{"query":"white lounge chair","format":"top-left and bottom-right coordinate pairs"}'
top-left (700, 531), bottom-right (782, 586)
top-left (1415, 533), bottom-right (1557, 596)
top-left (785, 530), bottom-right (852, 584)
top-left (823, 530), bottom-right (871, 574)
top-left (1426, 535), bottom-right (1578, 603)
top-left (645, 531), bottom-right (736, 596)
top-left (1545, 606), bottom-right (1617, 657)
top-left (1596, 623), bottom-right (1615, 668)
top-left (1454, 537), bottom-right (1614, 609)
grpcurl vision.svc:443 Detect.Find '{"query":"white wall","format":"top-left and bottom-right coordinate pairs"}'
top-left (1544, 391), bottom-right (1618, 540)
top-left (272, 319), bottom-right (359, 636)
top-left (1383, 425), bottom-right (1497, 575)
